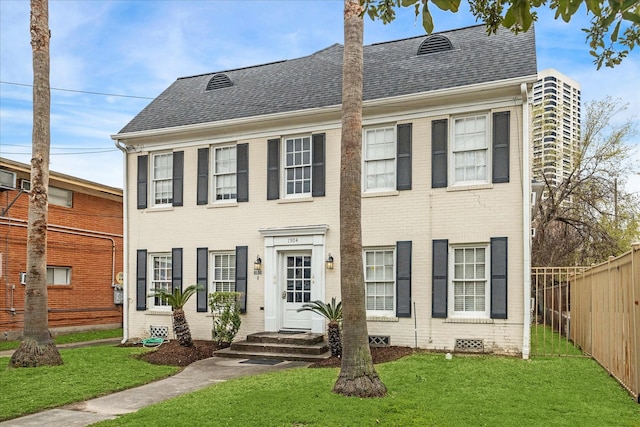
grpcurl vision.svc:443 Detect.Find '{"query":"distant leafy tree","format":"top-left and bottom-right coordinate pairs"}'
top-left (150, 285), bottom-right (200, 347)
top-left (361, 0), bottom-right (640, 68)
top-left (532, 97), bottom-right (639, 266)
top-left (298, 298), bottom-right (343, 357)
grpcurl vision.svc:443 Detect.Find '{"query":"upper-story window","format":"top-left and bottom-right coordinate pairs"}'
top-left (452, 114), bottom-right (489, 185)
top-left (214, 145), bottom-right (237, 201)
top-left (152, 153), bottom-right (173, 206)
top-left (49, 186), bottom-right (72, 207)
top-left (284, 136), bottom-right (312, 196)
top-left (364, 127), bottom-right (396, 191)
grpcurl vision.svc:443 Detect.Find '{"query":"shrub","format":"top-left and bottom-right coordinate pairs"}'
top-left (209, 292), bottom-right (242, 345)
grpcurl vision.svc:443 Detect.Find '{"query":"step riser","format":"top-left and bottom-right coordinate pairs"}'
top-left (214, 348), bottom-right (329, 362)
top-left (246, 333), bottom-right (324, 346)
top-left (231, 343), bottom-right (328, 355)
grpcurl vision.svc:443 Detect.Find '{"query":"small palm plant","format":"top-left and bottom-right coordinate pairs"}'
top-left (298, 297), bottom-right (342, 357)
top-left (149, 285), bottom-right (200, 347)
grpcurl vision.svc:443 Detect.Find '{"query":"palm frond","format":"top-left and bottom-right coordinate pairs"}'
top-left (297, 297), bottom-right (342, 322)
top-left (149, 285), bottom-right (202, 309)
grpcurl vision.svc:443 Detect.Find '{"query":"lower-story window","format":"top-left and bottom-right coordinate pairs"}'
top-left (150, 253), bottom-right (172, 308)
top-left (364, 248), bottom-right (395, 316)
top-left (450, 245), bottom-right (489, 317)
top-left (212, 252), bottom-right (236, 292)
top-left (46, 266), bottom-right (71, 285)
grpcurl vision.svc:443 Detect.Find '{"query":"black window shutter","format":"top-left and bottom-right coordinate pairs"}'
top-left (432, 119), bottom-right (448, 188)
top-left (492, 112), bottom-right (510, 183)
top-left (490, 237), bottom-right (508, 319)
top-left (235, 246), bottom-right (248, 313)
top-left (237, 143), bottom-right (249, 202)
top-left (196, 248), bottom-right (208, 312)
top-left (136, 249), bottom-right (147, 311)
top-left (172, 151), bottom-right (184, 207)
top-left (432, 239), bottom-right (448, 318)
top-left (137, 155), bottom-right (148, 209)
top-left (172, 248), bottom-right (183, 293)
top-left (197, 148), bottom-right (209, 205)
top-left (396, 241), bottom-right (412, 317)
top-left (397, 124), bottom-right (412, 191)
top-left (312, 133), bottom-right (325, 197)
top-left (267, 139), bottom-right (280, 200)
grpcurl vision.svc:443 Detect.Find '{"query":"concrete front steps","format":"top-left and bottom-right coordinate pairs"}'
top-left (214, 331), bottom-right (331, 362)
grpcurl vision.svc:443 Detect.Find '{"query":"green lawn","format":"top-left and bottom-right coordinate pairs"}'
top-left (530, 324), bottom-right (584, 356)
top-left (0, 327), bottom-right (123, 351)
top-left (95, 353), bottom-right (639, 427)
top-left (0, 345), bottom-right (177, 421)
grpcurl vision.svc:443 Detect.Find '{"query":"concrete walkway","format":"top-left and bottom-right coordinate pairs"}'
top-left (1, 341), bottom-right (308, 426)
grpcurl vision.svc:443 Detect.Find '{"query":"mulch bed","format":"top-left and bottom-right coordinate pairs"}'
top-left (133, 339), bottom-right (415, 368)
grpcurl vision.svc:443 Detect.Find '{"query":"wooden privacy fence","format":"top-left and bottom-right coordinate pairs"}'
top-left (570, 244), bottom-right (640, 403)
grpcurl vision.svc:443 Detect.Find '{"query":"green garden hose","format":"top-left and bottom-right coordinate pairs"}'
top-left (141, 337), bottom-right (166, 347)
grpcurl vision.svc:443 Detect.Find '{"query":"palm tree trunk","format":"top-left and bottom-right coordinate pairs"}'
top-left (328, 322), bottom-right (342, 357)
top-left (172, 308), bottom-right (193, 347)
top-left (333, 0), bottom-right (386, 397)
top-left (9, 0), bottom-right (63, 368)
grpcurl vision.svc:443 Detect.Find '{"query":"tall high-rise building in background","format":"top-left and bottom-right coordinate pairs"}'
top-left (531, 69), bottom-right (581, 193)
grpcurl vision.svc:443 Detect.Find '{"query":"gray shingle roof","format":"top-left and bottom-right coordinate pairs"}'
top-left (118, 25), bottom-right (536, 135)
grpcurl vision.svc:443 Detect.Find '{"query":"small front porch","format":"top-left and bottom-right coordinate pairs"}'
top-left (214, 331), bottom-right (331, 362)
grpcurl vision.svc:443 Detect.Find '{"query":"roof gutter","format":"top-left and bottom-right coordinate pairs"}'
top-left (114, 139), bottom-right (130, 345)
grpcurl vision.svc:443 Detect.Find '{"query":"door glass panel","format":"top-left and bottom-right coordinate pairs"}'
top-left (286, 255), bottom-right (311, 304)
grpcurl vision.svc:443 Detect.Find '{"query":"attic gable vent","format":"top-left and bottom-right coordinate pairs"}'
top-left (417, 35), bottom-right (452, 55)
top-left (206, 73), bottom-right (233, 91)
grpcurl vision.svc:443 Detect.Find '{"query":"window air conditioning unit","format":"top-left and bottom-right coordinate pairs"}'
top-left (21, 180), bottom-right (31, 192)
top-left (0, 170), bottom-right (17, 191)
top-left (20, 272), bottom-right (27, 285)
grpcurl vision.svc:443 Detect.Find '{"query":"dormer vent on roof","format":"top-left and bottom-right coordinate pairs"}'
top-left (206, 73), bottom-right (233, 90)
top-left (417, 35), bottom-right (452, 55)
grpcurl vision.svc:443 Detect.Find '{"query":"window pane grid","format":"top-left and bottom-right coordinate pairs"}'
top-left (214, 146), bottom-right (237, 201)
top-left (364, 249), bottom-right (394, 312)
top-left (286, 255), bottom-right (311, 303)
top-left (284, 137), bottom-right (311, 195)
top-left (151, 254), bottom-right (172, 307)
top-left (453, 116), bottom-right (488, 183)
top-left (364, 127), bottom-right (395, 191)
top-left (212, 253), bottom-right (236, 293)
top-left (152, 153), bottom-right (173, 205)
top-left (453, 247), bottom-right (486, 313)
top-left (46, 267), bottom-right (71, 285)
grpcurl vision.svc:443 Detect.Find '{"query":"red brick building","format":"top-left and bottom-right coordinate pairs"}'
top-left (0, 158), bottom-right (123, 340)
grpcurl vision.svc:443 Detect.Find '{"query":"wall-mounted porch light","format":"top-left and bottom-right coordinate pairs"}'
top-left (253, 255), bottom-right (262, 276)
top-left (325, 253), bottom-right (334, 270)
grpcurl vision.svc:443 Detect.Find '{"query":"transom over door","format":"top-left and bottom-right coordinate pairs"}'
top-left (282, 253), bottom-right (312, 330)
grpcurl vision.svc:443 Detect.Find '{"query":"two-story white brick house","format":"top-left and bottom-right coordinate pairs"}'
top-left (113, 24), bottom-right (538, 357)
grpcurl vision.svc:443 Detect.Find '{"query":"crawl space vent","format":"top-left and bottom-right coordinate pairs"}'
top-left (417, 35), bottom-right (453, 55)
top-left (150, 325), bottom-right (169, 339)
top-left (455, 338), bottom-right (484, 353)
top-left (369, 335), bottom-right (390, 347)
top-left (206, 73), bottom-right (233, 90)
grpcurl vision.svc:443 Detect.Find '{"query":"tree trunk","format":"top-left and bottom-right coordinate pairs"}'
top-left (328, 321), bottom-right (342, 357)
top-left (333, 0), bottom-right (386, 398)
top-left (9, 0), bottom-right (63, 368)
top-left (172, 308), bottom-right (193, 347)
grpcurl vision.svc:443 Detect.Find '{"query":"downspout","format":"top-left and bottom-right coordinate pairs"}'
top-left (521, 82), bottom-right (532, 359)
top-left (115, 139), bottom-right (129, 344)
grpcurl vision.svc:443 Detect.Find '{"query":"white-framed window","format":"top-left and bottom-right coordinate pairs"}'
top-left (152, 152), bottom-right (173, 206)
top-left (150, 253), bottom-right (172, 308)
top-left (213, 145), bottom-right (237, 201)
top-left (284, 136), bottom-right (311, 196)
top-left (49, 186), bottom-right (72, 207)
top-left (364, 126), bottom-right (395, 191)
top-left (364, 248), bottom-right (395, 316)
top-left (211, 252), bottom-right (236, 293)
top-left (46, 266), bottom-right (71, 285)
top-left (450, 244), bottom-right (489, 318)
top-left (451, 114), bottom-right (489, 185)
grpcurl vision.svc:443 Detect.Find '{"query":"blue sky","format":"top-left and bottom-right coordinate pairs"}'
top-left (1, 0), bottom-right (638, 192)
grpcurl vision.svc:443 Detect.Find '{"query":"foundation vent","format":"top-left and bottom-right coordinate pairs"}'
top-left (150, 325), bottom-right (169, 339)
top-left (455, 338), bottom-right (484, 353)
top-left (369, 335), bottom-right (390, 347)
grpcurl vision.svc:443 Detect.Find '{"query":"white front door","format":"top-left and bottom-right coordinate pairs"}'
top-left (281, 252), bottom-right (312, 330)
